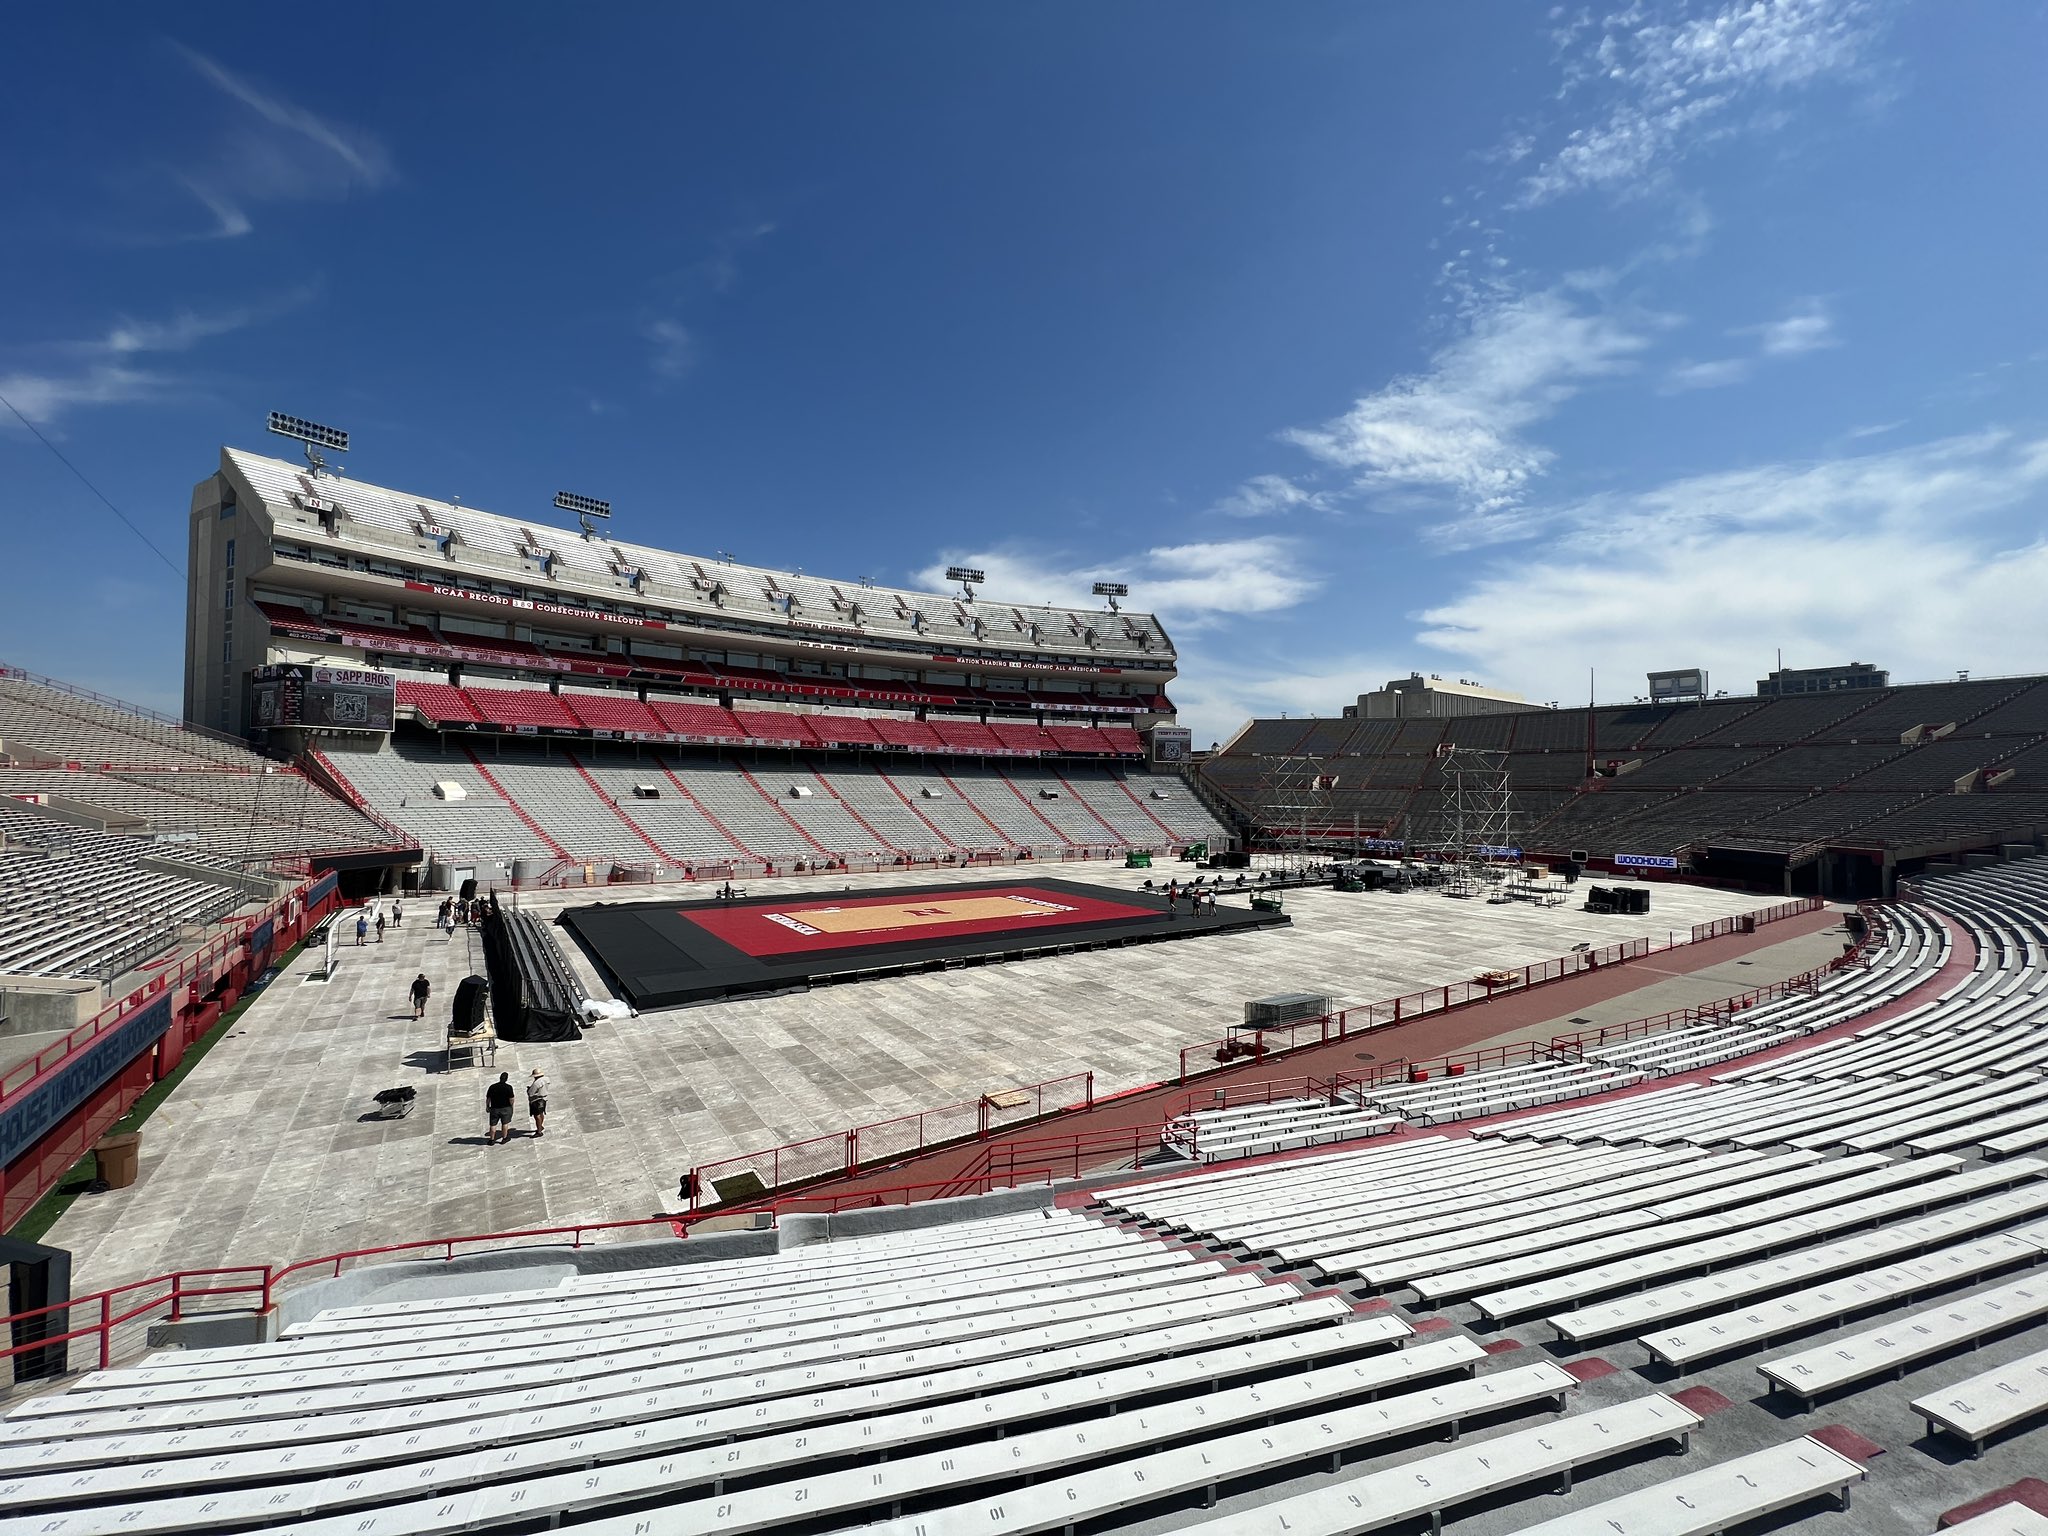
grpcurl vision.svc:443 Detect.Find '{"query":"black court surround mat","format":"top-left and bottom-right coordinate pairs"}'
top-left (556, 877), bottom-right (1289, 1009)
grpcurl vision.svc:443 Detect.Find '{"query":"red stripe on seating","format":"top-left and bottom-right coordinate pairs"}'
top-left (1564, 1357), bottom-right (1618, 1381)
top-left (1939, 1479), bottom-right (2048, 1527)
top-left (1807, 1423), bottom-right (1885, 1462)
top-left (1671, 1385), bottom-right (1739, 1418)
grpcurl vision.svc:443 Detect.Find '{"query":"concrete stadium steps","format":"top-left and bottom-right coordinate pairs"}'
top-left (0, 674), bottom-right (268, 772)
top-left (811, 760), bottom-right (961, 851)
top-left (571, 756), bottom-right (752, 863)
top-left (663, 760), bottom-right (822, 860)
top-left (743, 764), bottom-right (897, 857)
top-left (320, 743), bottom-right (556, 864)
top-left (937, 763), bottom-right (1067, 843)
top-left (318, 740), bottom-right (1224, 869)
top-left (878, 768), bottom-right (1014, 848)
top-left (0, 803), bottom-right (250, 979)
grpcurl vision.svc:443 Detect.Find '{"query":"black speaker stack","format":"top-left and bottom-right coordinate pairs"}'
top-left (1584, 885), bottom-right (1651, 915)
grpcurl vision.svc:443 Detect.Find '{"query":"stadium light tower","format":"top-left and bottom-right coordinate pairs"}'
top-left (555, 490), bottom-right (612, 540)
top-left (267, 411), bottom-right (349, 475)
top-left (1092, 580), bottom-right (1129, 614)
top-left (946, 565), bottom-right (986, 602)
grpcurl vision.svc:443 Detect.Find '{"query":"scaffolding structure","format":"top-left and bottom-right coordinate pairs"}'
top-left (1426, 745), bottom-right (1524, 898)
top-left (1251, 754), bottom-right (1341, 873)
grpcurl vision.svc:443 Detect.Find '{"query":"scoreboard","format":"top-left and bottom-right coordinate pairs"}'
top-left (250, 665), bottom-right (395, 732)
top-left (1149, 726), bottom-right (1193, 765)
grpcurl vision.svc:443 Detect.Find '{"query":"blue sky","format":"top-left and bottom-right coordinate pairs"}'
top-left (4, 1), bottom-right (2047, 745)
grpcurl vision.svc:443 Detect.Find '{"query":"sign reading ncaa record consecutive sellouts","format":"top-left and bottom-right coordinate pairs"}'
top-left (1615, 852), bottom-right (1680, 870)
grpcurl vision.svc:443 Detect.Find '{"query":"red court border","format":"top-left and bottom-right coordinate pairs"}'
top-left (677, 883), bottom-right (1160, 957)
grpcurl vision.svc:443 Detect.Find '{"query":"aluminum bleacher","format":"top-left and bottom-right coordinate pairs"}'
top-left (3, 863), bottom-right (2044, 1531)
top-left (1200, 672), bottom-right (2048, 860)
top-left (0, 670), bottom-right (268, 772)
top-left (322, 724), bottom-right (1224, 870)
top-left (0, 803), bottom-right (255, 980)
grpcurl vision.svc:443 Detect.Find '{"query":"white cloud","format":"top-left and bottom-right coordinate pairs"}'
top-left (1664, 356), bottom-right (1751, 391)
top-left (0, 365), bottom-right (163, 425)
top-left (1512, 0), bottom-right (1880, 209)
top-left (1283, 288), bottom-right (1655, 522)
top-left (1415, 431), bottom-right (2048, 698)
top-left (1661, 299), bottom-right (1839, 392)
top-left (914, 537), bottom-right (1318, 632)
top-left (1744, 296), bottom-right (1838, 355)
top-left (1163, 650), bottom-right (1412, 750)
top-left (1209, 474), bottom-right (1335, 518)
top-left (174, 44), bottom-right (393, 237)
top-left (0, 295), bottom-right (306, 427)
top-left (644, 319), bottom-right (695, 379)
top-left (98, 297), bottom-right (305, 357)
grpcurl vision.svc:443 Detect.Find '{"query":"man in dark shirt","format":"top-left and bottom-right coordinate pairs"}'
top-left (410, 973), bottom-right (431, 1021)
top-left (485, 1072), bottom-right (516, 1145)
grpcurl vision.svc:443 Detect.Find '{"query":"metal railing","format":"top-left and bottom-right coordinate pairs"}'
top-left (687, 1071), bottom-right (1095, 1208)
top-left (0, 901), bottom-right (1903, 1379)
top-left (1171, 898), bottom-right (1821, 1083)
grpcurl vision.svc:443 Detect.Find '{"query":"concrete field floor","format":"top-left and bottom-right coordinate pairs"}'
top-left (44, 859), bottom-right (1779, 1294)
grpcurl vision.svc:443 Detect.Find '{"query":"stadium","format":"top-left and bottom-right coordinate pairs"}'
top-left (0, 409), bottom-right (2041, 1535)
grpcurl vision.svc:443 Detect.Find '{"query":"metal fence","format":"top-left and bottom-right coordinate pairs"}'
top-left (688, 1070), bottom-right (1096, 1207)
top-left (1171, 898), bottom-right (1823, 1084)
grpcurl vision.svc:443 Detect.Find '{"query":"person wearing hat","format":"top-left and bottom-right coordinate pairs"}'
top-left (525, 1068), bottom-right (549, 1138)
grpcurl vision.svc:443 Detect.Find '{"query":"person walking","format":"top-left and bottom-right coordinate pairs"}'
top-left (391, 900), bottom-right (403, 929)
top-left (355, 909), bottom-right (369, 946)
top-left (409, 972), bottom-right (431, 1021)
top-left (374, 910), bottom-right (386, 943)
top-left (485, 1072), bottom-right (516, 1146)
top-left (526, 1069), bottom-right (549, 1138)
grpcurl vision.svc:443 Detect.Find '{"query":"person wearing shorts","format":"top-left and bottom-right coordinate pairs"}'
top-left (485, 1072), bottom-right (515, 1145)
top-left (526, 1069), bottom-right (549, 1138)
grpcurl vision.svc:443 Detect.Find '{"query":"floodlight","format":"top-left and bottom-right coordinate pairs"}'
top-left (267, 411), bottom-right (349, 453)
top-left (946, 565), bottom-right (986, 600)
top-left (268, 411), bottom-right (349, 473)
top-left (1091, 581), bottom-right (1129, 597)
top-left (555, 490), bottom-right (612, 538)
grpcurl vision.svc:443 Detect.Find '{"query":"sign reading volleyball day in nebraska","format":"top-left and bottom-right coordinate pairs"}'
top-left (1614, 852), bottom-right (1681, 870)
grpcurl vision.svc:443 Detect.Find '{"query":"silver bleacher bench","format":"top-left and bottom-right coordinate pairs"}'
top-left (0, 1317), bottom-right (1429, 1534)
top-left (1910, 1341), bottom-right (2048, 1458)
top-left (1500, 1433), bottom-right (1865, 1534)
top-left (1757, 1267), bottom-right (2048, 1410)
top-left (0, 1293), bottom-right (1358, 1481)
top-left (1644, 1228), bottom-right (2048, 1375)
top-left (1096, 1394), bottom-right (1701, 1536)
top-left (460, 1357), bottom-right (1579, 1536)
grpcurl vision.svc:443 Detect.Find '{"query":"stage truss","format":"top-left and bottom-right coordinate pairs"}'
top-left (1424, 744), bottom-right (1528, 898)
top-left (1251, 753), bottom-right (1341, 872)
